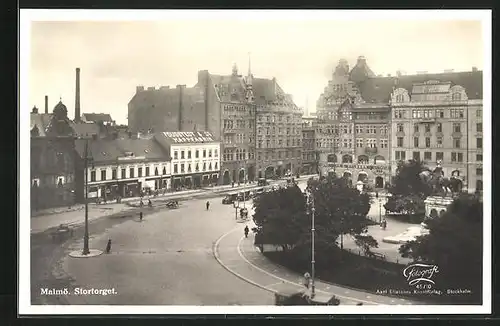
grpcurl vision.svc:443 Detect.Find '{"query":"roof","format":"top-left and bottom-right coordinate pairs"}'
top-left (82, 113), bottom-right (113, 122)
top-left (155, 131), bottom-right (217, 146)
top-left (30, 113), bottom-right (52, 136)
top-left (356, 70), bottom-right (483, 103)
top-left (70, 122), bottom-right (100, 137)
top-left (75, 138), bottom-right (168, 163)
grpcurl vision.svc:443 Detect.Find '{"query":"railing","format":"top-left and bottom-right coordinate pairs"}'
top-left (327, 163), bottom-right (390, 171)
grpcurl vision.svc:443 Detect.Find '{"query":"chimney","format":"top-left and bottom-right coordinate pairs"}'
top-left (31, 106), bottom-right (38, 114)
top-left (75, 68), bottom-right (81, 122)
top-left (44, 96), bottom-right (48, 114)
top-left (136, 86), bottom-right (145, 93)
top-left (472, 67), bottom-right (478, 72)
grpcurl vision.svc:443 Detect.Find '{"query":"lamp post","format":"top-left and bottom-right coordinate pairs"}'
top-left (306, 188), bottom-right (316, 299)
top-left (82, 139), bottom-right (93, 255)
top-left (234, 200), bottom-right (239, 220)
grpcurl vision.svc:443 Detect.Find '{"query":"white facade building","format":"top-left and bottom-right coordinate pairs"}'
top-left (155, 131), bottom-right (221, 189)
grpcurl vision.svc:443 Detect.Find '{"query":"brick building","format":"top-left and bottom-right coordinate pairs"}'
top-left (301, 117), bottom-right (319, 175)
top-left (128, 63), bottom-right (301, 184)
top-left (316, 56), bottom-right (483, 191)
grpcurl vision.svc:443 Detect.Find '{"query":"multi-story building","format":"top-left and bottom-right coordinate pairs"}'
top-left (75, 137), bottom-right (171, 201)
top-left (390, 71), bottom-right (483, 192)
top-left (316, 56), bottom-right (482, 192)
top-left (301, 117), bottom-right (319, 175)
top-left (128, 63), bottom-right (301, 184)
top-left (30, 102), bottom-right (77, 210)
top-left (154, 131), bottom-right (221, 189)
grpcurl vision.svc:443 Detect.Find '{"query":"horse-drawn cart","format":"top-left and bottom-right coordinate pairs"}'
top-left (51, 224), bottom-right (74, 242)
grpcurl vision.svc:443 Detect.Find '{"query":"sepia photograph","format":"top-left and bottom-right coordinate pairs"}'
top-left (19, 9), bottom-right (491, 315)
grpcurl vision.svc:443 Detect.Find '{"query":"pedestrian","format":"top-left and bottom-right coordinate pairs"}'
top-left (383, 219), bottom-right (387, 230)
top-left (232, 181), bottom-right (235, 188)
top-left (139, 211), bottom-right (143, 222)
top-left (206, 201), bottom-right (210, 210)
top-left (105, 239), bottom-right (112, 254)
top-left (244, 225), bottom-right (249, 238)
top-left (303, 272), bottom-right (311, 289)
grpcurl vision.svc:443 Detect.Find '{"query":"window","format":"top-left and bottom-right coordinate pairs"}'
top-left (163, 167), bottom-right (166, 175)
top-left (188, 164), bottom-right (192, 172)
top-left (476, 168), bottom-right (483, 176)
top-left (477, 138), bottom-right (482, 149)
top-left (146, 166), bottom-right (150, 176)
top-left (356, 139), bottom-right (363, 148)
top-left (188, 150), bottom-right (191, 159)
top-left (453, 138), bottom-right (461, 149)
top-left (397, 123), bottom-right (404, 133)
top-left (112, 169), bottom-right (117, 180)
top-left (425, 137), bottom-right (431, 148)
top-left (437, 123), bottom-right (442, 133)
top-left (209, 149), bottom-right (212, 157)
top-left (436, 152), bottom-right (444, 161)
top-left (181, 151), bottom-right (185, 159)
top-left (413, 151), bottom-right (420, 161)
top-left (476, 109), bottom-right (482, 118)
top-left (477, 123), bottom-right (482, 132)
top-left (451, 152), bottom-right (463, 162)
top-left (174, 151), bottom-right (178, 160)
top-left (452, 92), bottom-right (461, 101)
top-left (397, 137), bottom-right (403, 147)
top-left (203, 150), bottom-right (206, 158)
top-left (395, 151), bottom-right (406, 161)
top-left (129, 167), bottom-right (135, 178)
top-left (100, 169), bottom-right (106, 181)
top-left (138, 167), bottom-right (143, 177)
top-left (425, 124), bottom-right (431, 133)
top-left (121, 168), bottom-right (126, 179)
top-left (380, 126), bottom-right (388, 135)
top-left (451, 152), bottom-right (457, 162)
top-left (195, 150), bottom-right (199, 158)
top-left (424, 152), bottom-right (432, 161)
top-left (180, 164), bottom-right (185, 173)
top-left (90, 170), bottom-right (96, 182)
top-left (174, 164), bottom-right (178, 173)
top-left (436, 109), bottom-right (444, 118)
top-left (476, 154), bottom-right (483, 162)
top-left (450, 109), bottom-right (464, 118)
top-left (215, 162), bottom-right (218, 170)
top-left (214, 149), bottom-right (218, 157)
top-left (413, 123), bottom-right (419, 133)
top-left (380, 139), bottom-right (388, 148)
top-left (453, 123), bottom-right (461, 133)
top-left (356, 125), bottom-right (363, 134)
top-left (155, 167), bottom-right (159, 176)
top-left (413, 137), bottom-right (419, 147)
top-left (367, 139), bottom-right (377, 148)
top-left (203, 163), bottom-right (206, 171)
top-left (436, 137), bottom-right (443, 148)
top-left (458, 153), bottom-right (464, 162)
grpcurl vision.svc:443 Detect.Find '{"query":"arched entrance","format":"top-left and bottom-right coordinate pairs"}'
top-left (357, 171), bottom-right (368, 182)
top-left (248, 165), bottom-right (256, 182)
top-left (374, 155), bottom-right (386, 164)
top-left (430, 209), bottom-right (438, 219)
top-left (439, 210), bottom-right (446, 217)
top-left (476, 179), bottom-right (483, 191)
top-left (375, 176), bottom-right (384, 188)
top-left (239, 169), bottom-right (245, 183)
top-left (223, 170), bottom-right (230, 185)
top-left (328, 171), bottom-right (337, 179)
top-left (357, 155), bottom-right (369, 164)
top-left (343, 171), bottom-right (352, 179)
top-left (327, 154), bottom-right (337, 163)
top-left (265, 166), bottom-right (275, 179)
top-left (451, 170), bottom-right (460, 177)
top-left (342, 154), bottom-right (353, 163)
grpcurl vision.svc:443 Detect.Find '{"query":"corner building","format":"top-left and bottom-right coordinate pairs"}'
top-left (128, 63), bottom-right (301, 185)
top-left (316, 56), bottom-right (483, 192)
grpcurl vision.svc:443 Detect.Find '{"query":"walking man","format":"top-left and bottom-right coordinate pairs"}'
top-left (303, 272), bottom-right (311, 289)
top-left (206, 201), bottom-right (210, 211)
top-left (139, 211), bottom-right (143, 222)
top-left (105, 239), bottom-right (112, 254)
top-left (244, 225), bottom-right (249, 238)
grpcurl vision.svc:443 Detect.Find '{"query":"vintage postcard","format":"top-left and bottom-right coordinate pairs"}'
top-left (19, 9), bottom-right (491, 315)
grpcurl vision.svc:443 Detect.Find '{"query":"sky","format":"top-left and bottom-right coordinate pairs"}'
top-left (27, 11), bottom-right (485, 125)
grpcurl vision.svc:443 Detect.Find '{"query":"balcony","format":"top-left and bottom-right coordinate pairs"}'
top-left (416, 117), bottom-right (437, 124)
top-left (223, 129), bottom-right (236, 134)
top-left (364, 147), bottom-right (378, 155)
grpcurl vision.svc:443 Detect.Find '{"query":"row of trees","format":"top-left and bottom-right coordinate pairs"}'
top-left (252, 176), bottom-right (377, 266)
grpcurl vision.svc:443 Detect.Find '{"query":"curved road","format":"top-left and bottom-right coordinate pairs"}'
top-left (56, 197), bottom-right (274, 305)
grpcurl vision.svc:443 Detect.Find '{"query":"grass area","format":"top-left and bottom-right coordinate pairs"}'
top-left (263, 249), bottom-right (481, 305)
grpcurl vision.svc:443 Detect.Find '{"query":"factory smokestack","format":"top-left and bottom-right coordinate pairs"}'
top-left (75, 67), bottom-right (81, 122)
top-left (44, 95), bottom-right (48, 114)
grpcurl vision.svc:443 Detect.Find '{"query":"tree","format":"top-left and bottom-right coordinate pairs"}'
top-left (399, 194), bottom-right (483, 303)
top-left (252, 185), bottom-right (308, 252)
top-left (385, 160), bottom-right (430, 219)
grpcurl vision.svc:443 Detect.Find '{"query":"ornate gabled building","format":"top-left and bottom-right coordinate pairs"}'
top-left (128, 62), bottom-right (301, 185)
top-left (316, 56), bottom-right (483, 192)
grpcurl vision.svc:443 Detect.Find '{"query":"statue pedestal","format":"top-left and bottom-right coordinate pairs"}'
top-left (424, 196), bottom-right (454, 219)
